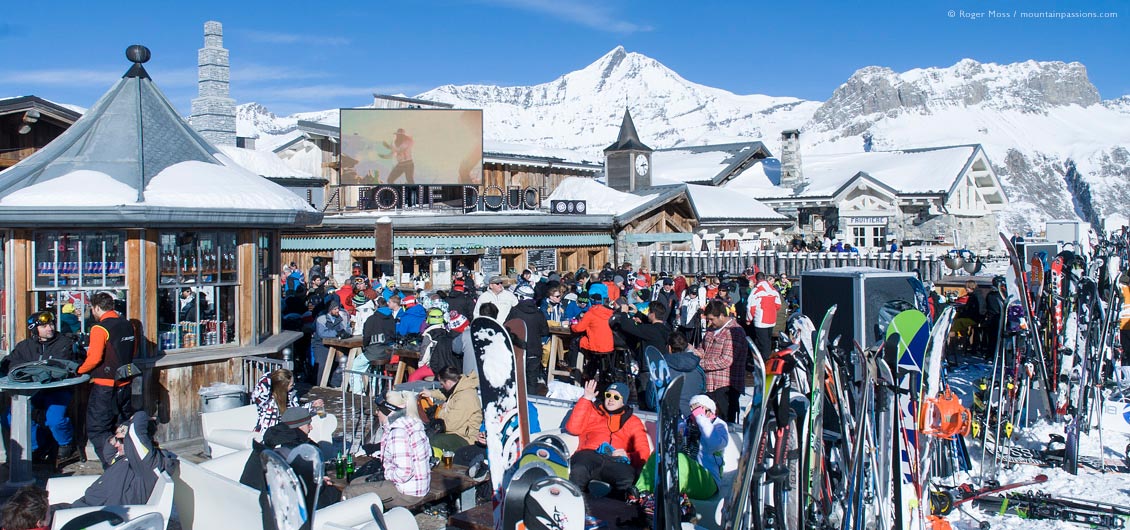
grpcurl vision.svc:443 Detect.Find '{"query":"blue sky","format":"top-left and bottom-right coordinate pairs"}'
top-left (1, 0), bottom-right (1126, 116)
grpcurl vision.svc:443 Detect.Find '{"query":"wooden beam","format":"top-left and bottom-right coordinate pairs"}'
top-left (238, 230), bottom-right (257, 346)
top-left (11, 231), bottom-right (30, 343)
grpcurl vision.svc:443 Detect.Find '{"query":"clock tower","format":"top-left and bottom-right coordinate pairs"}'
top-left (604, 109), bottom-right (653, 193)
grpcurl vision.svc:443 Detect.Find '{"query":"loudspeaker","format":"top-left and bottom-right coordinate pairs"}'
top-left (800, 268), bottom-right (917, 350)
top-left (550, 200), bottom-right (587, 214)
top-left (374, 220), bottom-right (393, 263)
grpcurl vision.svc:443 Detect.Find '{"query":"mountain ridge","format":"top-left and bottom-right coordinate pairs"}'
top-left (234, 48), bottom-right (1130, 235)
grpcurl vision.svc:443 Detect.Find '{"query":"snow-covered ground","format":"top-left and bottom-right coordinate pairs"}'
top-left (944, 358), bottom-right (1130, 529)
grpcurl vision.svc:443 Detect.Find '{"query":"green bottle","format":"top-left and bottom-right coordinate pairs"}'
top-left (346, 454), bottom-right (355, 480)
top-left (335, 452), bottom-right (345, 478)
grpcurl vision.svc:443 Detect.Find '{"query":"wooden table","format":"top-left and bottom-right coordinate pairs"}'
top-left (321, 335), bottom-right (363, 389)
top-left (336, 459), bottom-right (486, 512)
top-left (546, 325), bottom-right (580, 385)
top-left (448, 495), bottom-right (633, 529)
top-left (391, 348), bottom-right (420, 386)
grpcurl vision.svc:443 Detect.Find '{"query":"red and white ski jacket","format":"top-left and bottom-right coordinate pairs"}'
top-left (747, 280), bottom-right (782, 329)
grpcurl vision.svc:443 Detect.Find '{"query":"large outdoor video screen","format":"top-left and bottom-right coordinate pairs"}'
top-left (340, 109), bottom-right (483, 186)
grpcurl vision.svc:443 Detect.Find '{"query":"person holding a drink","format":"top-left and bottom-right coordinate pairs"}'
top-left (424, 366), bottom-right (482, 453)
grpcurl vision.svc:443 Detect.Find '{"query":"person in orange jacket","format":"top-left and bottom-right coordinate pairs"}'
top-left (77, 292), bottom-right (137, 469)
top-left (565, 380), bottom-right (651, 498)
top-left (570, 293), bottom-right (615, 354)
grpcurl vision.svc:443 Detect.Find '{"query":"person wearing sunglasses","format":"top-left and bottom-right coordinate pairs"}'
top-left (564, 380), bottom-right (651, 499)
top-left (4, 310), bottom-right (83, 467)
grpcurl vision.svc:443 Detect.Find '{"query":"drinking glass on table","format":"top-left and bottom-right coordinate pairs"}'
top-left (442, 450), bottom-right (455, 469)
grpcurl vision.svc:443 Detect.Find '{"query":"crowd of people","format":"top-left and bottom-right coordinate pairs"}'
top-left (0, 258), bottom-right (793, 527)
top-left (272, 258), bottom-right (799, 505)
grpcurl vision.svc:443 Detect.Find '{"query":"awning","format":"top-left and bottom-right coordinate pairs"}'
top-left (282, 233), bottom-right (614, 251)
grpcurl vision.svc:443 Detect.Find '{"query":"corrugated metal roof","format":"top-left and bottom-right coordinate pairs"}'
top-left (282, 233), bottom-right (613, 251)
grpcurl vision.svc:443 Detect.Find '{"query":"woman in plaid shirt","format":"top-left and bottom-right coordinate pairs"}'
top-left (344, 390), bottom-right (431, 508)
top-left (251, 369), bottom-right (323, 432)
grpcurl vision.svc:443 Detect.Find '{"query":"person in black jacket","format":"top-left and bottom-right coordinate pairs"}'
top-left (5, 311), bottom-right (83, 464)
top-left (983, 276), bottom-right (1008, 358)
top-left (654, 279), bottom-right (679, 328)
top-left (363, 298), bottom-right (397, 345)
top-left (69, 410), bottom-right (175, 508)
top-left (612, 302), bottom-right (672, 409)
top-left (510, 285), bottom-right (549, 392)
top-left (612, 302), bottom-right (671, 355)
top-left (240, 407), bottom-right (341, 519)
top-left (446, 285), bottom-right (475, 321)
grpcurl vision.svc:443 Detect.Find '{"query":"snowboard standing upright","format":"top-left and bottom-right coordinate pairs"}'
top-left (471, 316), bottom-right (531, 529)
top-left (654, 374), bottom-right (686, 530)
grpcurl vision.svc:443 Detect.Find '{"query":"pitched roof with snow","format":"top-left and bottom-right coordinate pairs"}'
top-left (547, 177), bottom-right (786, 227)
top-left (729, 145), bottom-right (981, 198)
top-left (545, 177), bottom-right (653, 216)
top-left (0, 51), bottom-right (321, 227)
top-left (651, 142), bottom-right (772, 186)
top-left (217, 145), bottom-right (325, 183)
top-left (681, 184), bottom-right (789, 222)
top-left (0, 96), bottom-right (83, 123)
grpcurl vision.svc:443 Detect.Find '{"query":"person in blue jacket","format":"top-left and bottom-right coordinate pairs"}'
top-left (395, 295), bottom-right (427, 336)
top-left (541, 286), bottom-right (582, 325)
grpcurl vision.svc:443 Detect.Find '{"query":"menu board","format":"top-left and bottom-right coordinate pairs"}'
top-left (526, 248), bottom-right (557, 273)
top-left (481, 247), bottom-right (502, 278)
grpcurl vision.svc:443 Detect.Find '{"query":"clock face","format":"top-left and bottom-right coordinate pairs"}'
top-left (635, 154), bottom-right (649, 176)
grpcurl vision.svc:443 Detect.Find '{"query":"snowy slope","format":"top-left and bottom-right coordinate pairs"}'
top-left (234, 49), bottom-right (1130, 235)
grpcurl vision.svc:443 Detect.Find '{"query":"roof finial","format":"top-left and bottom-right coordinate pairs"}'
top-left (123, 45), bottom-right (152, 79)
top-left (126, 45), bottom-right (151, 64)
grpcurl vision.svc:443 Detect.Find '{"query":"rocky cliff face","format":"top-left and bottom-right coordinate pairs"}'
top-left (811, 60), bottom-right (1101, 133)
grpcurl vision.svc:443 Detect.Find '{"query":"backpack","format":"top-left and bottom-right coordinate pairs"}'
top-left (422, 327), bottom-right (458, 373)
top-left (95, 316), bottom-right (140, 381)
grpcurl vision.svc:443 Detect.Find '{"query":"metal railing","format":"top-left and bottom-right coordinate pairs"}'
top-left (649, 250), bottom-right (955, 281)
top-left (341, 368), bottom-right (394, 455)
top-left (241, 355), bottom-right (294, 393)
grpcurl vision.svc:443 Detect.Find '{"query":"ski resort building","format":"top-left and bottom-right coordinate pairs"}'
top-left (0, 46), bottom-right (320, 441)
top-left (735, 134), bottom-right (1009, 253)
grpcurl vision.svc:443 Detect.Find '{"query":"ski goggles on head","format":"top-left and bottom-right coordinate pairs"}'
top-left (27, 311), bottom-right (55, 329)
top-left (603, 392), bottom-right (623, 402)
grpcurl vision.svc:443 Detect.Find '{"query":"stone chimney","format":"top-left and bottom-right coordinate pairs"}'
top-left (189, 21), bottom-right (236, 146)
top-left (779, 129), bottom-right (805, 190)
